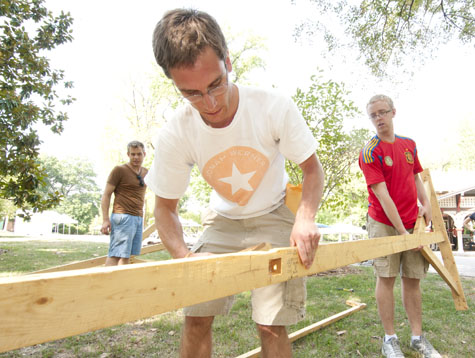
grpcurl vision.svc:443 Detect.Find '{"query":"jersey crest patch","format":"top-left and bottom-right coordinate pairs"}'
top-left (384, 156), bottom-right (393, 166)
top-left (404, 150), bottom-right (414, 164)
top-left (202, 146), bottom-right (269, 206)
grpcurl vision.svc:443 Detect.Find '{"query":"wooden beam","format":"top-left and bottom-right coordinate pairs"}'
top-left (141, 223), bottom-right (156, 240)
top-left (32, 231), bottom-right (264, 274)
top-left (31, 243), bottom-right (166, 274)
top-left (0, 230), bottom-right (443, 353)
top-left (413, 216), bottom-right (460, 294)
top-left (139, 242), bottom-right (165, 255)
top-left (289, 301), bottom-right (366, 342)
top-left (419, 169), bottom-right (468, 310)
top-left (235, 301), bottom-right (367, 358)
top-left (31, 255), bottom-right (109, 273)
top-left (421, 246), bottom-right (460, 295)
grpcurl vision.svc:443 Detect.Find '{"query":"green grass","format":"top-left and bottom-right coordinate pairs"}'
top-left (0, 238), bottom-right (171, 277)
top-left (0, 239), bottom-right (110, 276)
top-left (0, 237), bottom-right (474, 357)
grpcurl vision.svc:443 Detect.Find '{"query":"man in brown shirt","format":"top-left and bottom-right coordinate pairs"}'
top-left (101, 141), bottom-right (148, 266)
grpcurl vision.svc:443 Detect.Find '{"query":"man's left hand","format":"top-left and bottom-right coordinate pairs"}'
top-left (418, 203), bottom-right (432, 226)
top-left (290, 219), bottom-right (321, 269)
top-left (413, 204), bottom-right (432, 251)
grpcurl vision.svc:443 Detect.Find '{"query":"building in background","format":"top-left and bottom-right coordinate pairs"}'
top-left (14, 211), bottom-right (78, 236)
top-left (432, 171), bottom-right (475, 252)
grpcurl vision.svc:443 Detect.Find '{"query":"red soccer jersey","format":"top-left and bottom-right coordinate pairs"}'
top-left (359, 135), bottom-right (423, 229)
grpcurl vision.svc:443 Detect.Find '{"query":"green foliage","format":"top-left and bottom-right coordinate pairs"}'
top-left (187, 165), bottom-right (212, 208)
top-left (289, 73), bottom-right (371, 216)
top-left (131, 68), bottom-right (181, 153)
top-left (38, 156), bottom-right (101, 233)
top-left (296, 0), bottom-right (475, 76)
top-left (0, 198), bottom-right (16, 220)
top-left (226, 28), bottom-right (267, 85)
top-left (0, 0), bottom-right (74, 215)
top-left (424, 118), bottom-right (475, 171)
top-left (316, 164), bottom-right (369, 226)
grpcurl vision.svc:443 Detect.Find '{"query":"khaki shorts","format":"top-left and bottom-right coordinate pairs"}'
top-left (184, 203), bottom-right (306, 326)
top-left (368, 216), bottom-right (429, 279)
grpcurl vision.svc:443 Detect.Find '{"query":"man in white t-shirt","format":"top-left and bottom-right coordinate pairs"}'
top-left (146, 9), bottom-right (324, 358)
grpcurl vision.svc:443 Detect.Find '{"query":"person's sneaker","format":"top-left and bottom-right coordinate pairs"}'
top-left (382, 337), bottom-right (405, 358)
top-left (410, 335), bottom-right (442, 358)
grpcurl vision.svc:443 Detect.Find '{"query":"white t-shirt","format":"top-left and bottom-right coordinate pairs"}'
top-left (145, 85), bottom-right (318, 219)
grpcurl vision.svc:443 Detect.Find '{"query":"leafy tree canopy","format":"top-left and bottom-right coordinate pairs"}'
top-left (423, 118), bottom-right (475, 171)
top-left (226, 28), bottom-right (267, 85)
top-left (294, 0), bottom-right (475, 76)
top-left (0, 0), bottom-right (74, 216)
top-left (288, 72), bottom-right (371, 214)
top-left (38, 156), bottom-right (101, 233)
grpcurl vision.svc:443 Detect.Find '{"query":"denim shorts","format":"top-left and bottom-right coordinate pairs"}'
top-left (184, 204), bottom-right (306, 326)
top-left (108, 213), bottom-right (143, 258)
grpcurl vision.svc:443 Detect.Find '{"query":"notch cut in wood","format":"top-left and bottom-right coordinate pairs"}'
top-left (269, 258), bottom-right (282, 274)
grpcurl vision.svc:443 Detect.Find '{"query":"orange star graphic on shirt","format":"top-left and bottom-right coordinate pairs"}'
top-left (202, 146), bottom-right (269, 206)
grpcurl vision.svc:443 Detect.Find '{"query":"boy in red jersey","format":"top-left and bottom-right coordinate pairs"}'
top-left (359, 95), bottom-right (441, 358)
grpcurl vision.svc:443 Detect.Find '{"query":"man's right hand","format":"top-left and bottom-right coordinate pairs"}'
top-left (182, 251), bottom-right (214, 259)
top-left (101, 220), bottom-right (111, 235)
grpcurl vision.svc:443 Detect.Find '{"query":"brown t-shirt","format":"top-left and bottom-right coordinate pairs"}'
top-left (107, 165), bottom-right (148, 217)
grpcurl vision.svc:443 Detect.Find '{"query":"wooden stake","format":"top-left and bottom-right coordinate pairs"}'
top-left (235, 301), bottom-right (367, 358)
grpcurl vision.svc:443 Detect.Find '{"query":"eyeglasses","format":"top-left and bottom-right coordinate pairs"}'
top-left (137, 174), bottom-right (144, 187)
top-left (369, 109), bottom-right (392, 120)
top-left (180, 72), bottom-right (229, 104)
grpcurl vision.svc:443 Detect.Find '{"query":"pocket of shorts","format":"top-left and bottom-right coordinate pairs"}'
top-left (201, 208), bottom-right (218, 227)
top-left (374, 257), bottom-right (388, 267)
top-left (191, 236), bottom-right (206, 253)
top-left (284, 277), bottom-right (306, 309)
top-left (112, 213), bottom-right (123, 225)
top-left (423, 259), bottom-right (429, 273)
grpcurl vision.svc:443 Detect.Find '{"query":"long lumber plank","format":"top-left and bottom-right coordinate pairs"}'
top-left (0, 231), bottom-right (443, 353)
top-left (413, 214), bottom-right (460, 295)
top-left (236, 301), bottom-right (367, 358)
top-left (420, 169), bottom-right (468, 310)
top-left (31, 243), bottom-right (166, 274)
top-left (141, 223), bottom-right (156, 240)
top-left (31, 225), bottom-right (160, 274)
top-left (421, 246), bottom-right (460, 295)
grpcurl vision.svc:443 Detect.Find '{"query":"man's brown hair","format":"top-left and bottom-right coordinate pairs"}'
top-left (127, 140), bottom-right (145, 153)
top-left (152, 8), bottom-right (228, 78)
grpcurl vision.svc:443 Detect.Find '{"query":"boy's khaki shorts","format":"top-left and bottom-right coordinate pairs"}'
top-left (368, 216), bottom-right (428, 279)
top-left (184, 203), bottom-right (306, 326)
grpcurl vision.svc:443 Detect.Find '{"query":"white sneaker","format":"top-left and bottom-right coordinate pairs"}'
top-left (382, 337), bottom-right (405, 358)
top-left (410, 335), bottom-right (442, 358)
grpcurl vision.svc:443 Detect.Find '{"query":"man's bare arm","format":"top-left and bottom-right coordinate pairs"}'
top-left (290, 153), bottom-right (324, 269)
top-left (415, 173), bottom-right (432, 225)
top-left (100, 183), bottom-right (115, 235)
top-left (153, 196), bottom-right (189, 259)
top-left (371, 182), bottom-right (409, 235)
